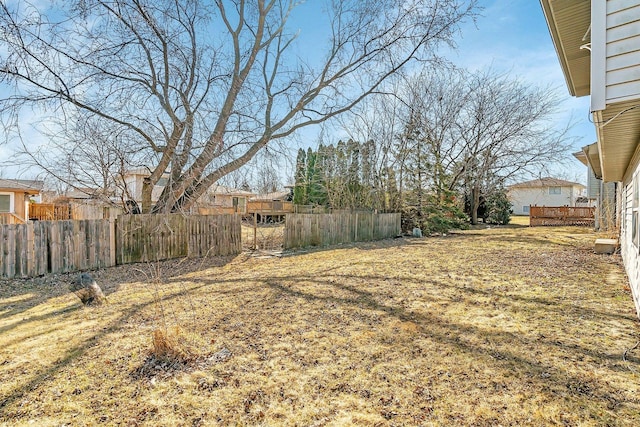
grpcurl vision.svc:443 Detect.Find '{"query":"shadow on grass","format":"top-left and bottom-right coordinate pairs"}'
top-left (3, 225), bottom-right (635, 422)
top-left (0, 272), bottom-right (228, 416)
top-left (261, 274), bottom-right (638, 407)
top-left (0, 254), bottom-right (238, 323)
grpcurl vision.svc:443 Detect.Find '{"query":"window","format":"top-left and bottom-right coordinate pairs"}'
top-left (0, 193), bottom-right (12, 213)
top-left (549, 186), bottom-right (561, 195)
top-left (523, 205), bottom-right (530, 214)
top-left (232, 197), bottom-right (246, 212)
top-left (156, 177), bottom-right (168, 187)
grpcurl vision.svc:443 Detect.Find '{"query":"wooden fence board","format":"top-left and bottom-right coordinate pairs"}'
top-left (116, 214), bottom-right (241, 264)
top-left (284, 212), bottom-right (401, 249)
top-left (0, 220), bottom-right (113, 279)
top-left (1, 214), bottom-right (240, 279)
top-left (29, 203), bottom-right (73, 221)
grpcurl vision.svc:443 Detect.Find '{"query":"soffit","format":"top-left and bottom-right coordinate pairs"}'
top-left (540, 0), bottom-right (591, 97)
top-left (598, 101), bottom-right (640, 181)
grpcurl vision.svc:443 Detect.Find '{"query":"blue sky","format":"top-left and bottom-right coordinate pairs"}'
top-left (444, 0), bottom-right (594, 183)
top-left (1, 0), bottom-right (593, 184)
top-left (289, 0), bottom-right (593, 184)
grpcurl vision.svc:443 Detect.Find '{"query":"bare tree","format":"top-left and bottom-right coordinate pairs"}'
top-left (451, 70), bottom-right (574, 224)
top-left (0, 0), bottom-right (477, 212)
top-left (339, 67), bottom-right (574, 225)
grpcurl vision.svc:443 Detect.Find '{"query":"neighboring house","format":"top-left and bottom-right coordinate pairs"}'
top-left (120, 167), bottom-right (170, 208)
top-left (540, 0), bottom-right (640, 318)
top-left (248, 187), bottom-right (294, 222)
top-left (573, 144), bottom-right (617, 229)
top-left (120, 169), bottom-right (254, 214)
top-left (196, 185), bottom-right (255, 214)
top-left (0, 179), bottom-right (44, 224)
top-left (507, 177), bottom-right (586, 215)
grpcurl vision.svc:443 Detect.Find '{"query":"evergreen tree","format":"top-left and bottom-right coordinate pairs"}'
top-left (293, 149), bottom-right (307, 205)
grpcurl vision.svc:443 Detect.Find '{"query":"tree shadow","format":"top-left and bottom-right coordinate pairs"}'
top-left (261, 273), bottom-right (639, 407)
top-left (0, 254), bottom-right (239, 323)
top-left (0, 272), bottom-right (229, 414)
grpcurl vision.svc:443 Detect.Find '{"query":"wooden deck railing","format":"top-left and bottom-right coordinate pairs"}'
top-left (247, 200), bottom-right (294, 214)
top-left (529, 206), bottom-right (595, 226)
top-left (0, 212), bottom-right (26, 224)
top-left (29, 203), bottom-right (73, 221)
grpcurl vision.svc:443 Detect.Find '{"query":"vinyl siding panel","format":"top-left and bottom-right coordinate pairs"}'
top-left (606, 50), bottom-right (640, 72)
top-left (587, 167), bottom-right (600, 199)
top-left (606, 81), bottom-right (640, 101)
top-left (605, 2), bottom-right (640, 104)
top-left (620, 159), bottom-right (640, 319)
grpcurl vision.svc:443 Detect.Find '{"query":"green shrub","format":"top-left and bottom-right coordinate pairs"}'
top-left (401, 190), bottom-right (468, 235)
top-left (485, 189), bottom-right (511, 225)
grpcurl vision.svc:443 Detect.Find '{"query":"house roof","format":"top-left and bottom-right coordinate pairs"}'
top-left (65, 188), bottom-right (105, 199)
top-left (250, 190), bottom-right (291, 201)
top-left (540, 0), bottom-right (640, 182)
top-left (508, 177), bottom-right (585, 189)
top-left (573, 143), bottom-right (602, 180)
top-left (0, 179), bottom-right (44, 193)
top-left (209, 185), bottom-right (254, 196)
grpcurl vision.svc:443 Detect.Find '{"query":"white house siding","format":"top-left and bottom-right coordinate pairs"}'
top-left (123, 175), bottom-right (140, 201)
top-left (605, 0), bottom-right (640, 103)
top-left (621, 162), bottom-right (640, 318)
top-left (587, 167), bottom-right (600, 198)
top-left (121, 174), bottom-right (166, 206)
top-left (508, 186), bottom-right (577, 215)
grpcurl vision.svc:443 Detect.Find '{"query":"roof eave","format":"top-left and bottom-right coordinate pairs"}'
top-left (539, 0), bottom-right (591, 97)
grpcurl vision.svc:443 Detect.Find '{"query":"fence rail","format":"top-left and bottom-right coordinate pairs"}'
top-left (529, 206), bottom-right (596, 226)
top-left (197, 206), bottom-right (238, 215)
top-left (284, 212), bottom-right (401, 249)
top-left (1, 214), bottom-right (241, 279)
top-left (247, 200), bottom-right (294, 214)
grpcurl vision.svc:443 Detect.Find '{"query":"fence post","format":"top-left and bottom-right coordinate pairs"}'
top-left (26, 222), bottom-right (35, 277)
top-left (109, 217), bottom-right (117, 266)
top-left (253, 212), bottom-right (258, 250)
top-left (355, 213), bottom-right (358, 242)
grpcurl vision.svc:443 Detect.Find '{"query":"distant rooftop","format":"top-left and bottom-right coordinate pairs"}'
top-left (0, 179), bottom-right (44, 192)
top-left (508, 177), bottom-right (585, 189)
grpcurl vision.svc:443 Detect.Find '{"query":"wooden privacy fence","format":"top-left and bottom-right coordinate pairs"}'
top-left (116, 214), bottom-right (240, 264)
top-left (529, 206), bottom-right (596, 226)
top-left (0, 220), bottom-right (113, 278)
top-left (1, 214), bottom-right (241, 279)
top-left (284, 212), bottom-right (401, 249)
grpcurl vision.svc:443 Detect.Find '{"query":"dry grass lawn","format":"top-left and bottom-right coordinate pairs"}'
top-left (241, 222), bottom-right (285, 251)
top-left (1, 221), bottom-right (639, 426)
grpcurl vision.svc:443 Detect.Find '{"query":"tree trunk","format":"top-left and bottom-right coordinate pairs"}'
top-left (141, 178), bottom-right (153, 214)
top-left (69, 273), bottom-right (107, 306)
top-left (471, 184), bottom-right (480, 225)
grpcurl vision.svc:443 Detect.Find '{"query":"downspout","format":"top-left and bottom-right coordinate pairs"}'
top-left (590, 0), bottom-right (606, 113)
